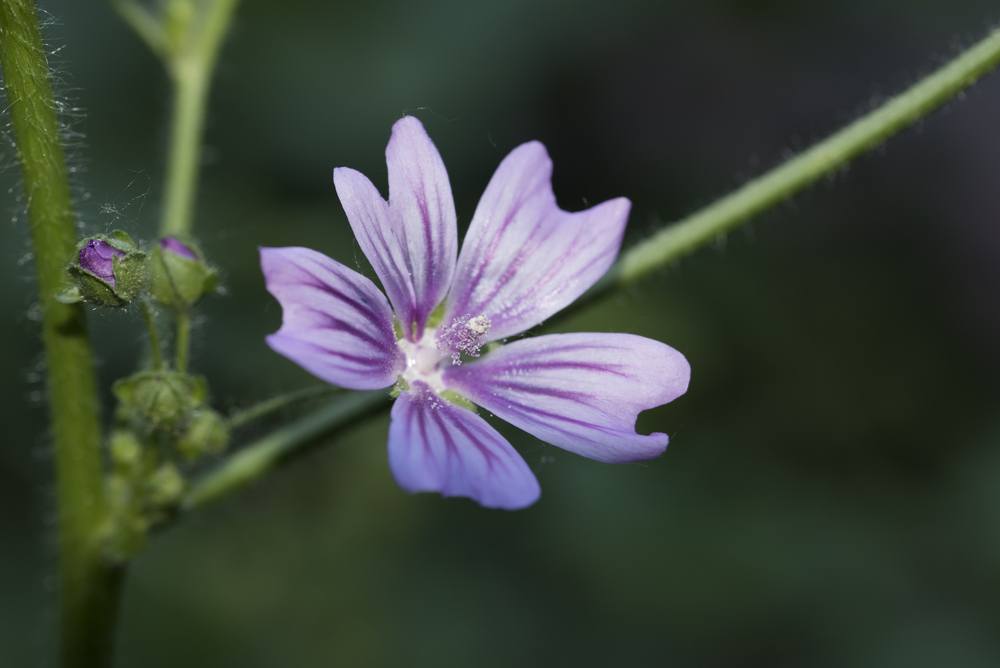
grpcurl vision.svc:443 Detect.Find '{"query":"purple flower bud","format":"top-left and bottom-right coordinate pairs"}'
top-left (160, 236), bottom-right (197, 260)
top-left (78, 239), bottom-right (125, 286)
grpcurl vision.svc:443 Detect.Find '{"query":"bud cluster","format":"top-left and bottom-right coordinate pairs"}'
top-left (103, 369), bottom-right (230, 559)
top-left (65, 229), bottom-right (229, 559)
top-left (62, 230), bottom-right (217, 310)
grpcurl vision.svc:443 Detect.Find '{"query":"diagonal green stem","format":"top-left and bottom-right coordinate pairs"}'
top-left (0, 2), bottom-right (119, 666)
top-left (181, 26), bottom-right (1000, 515)
top-left (612, 27), bottom-right (1000, 286)
top-left (227, 385), bottom-right (341, 429)
top-left (183, 392), bottom-right (388, 510)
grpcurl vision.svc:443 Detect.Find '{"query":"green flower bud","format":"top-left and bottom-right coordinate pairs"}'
top-left (113, 370), bottom-right (208, 433)
top-left (146, 463), bottom-right (185, 509)
top-left (63, 232), bottom-right (147, 307)
top-left (108, 430), bottom-right (144, 475)
top-left (177, 408), bottom-right (230, 461)
top-left (150, 236), bottom-right (218, 309)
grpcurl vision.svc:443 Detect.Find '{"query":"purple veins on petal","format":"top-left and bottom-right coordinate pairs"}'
top-left (388, 382), bottom-right (540, 510)
top-left (333, 116), bottom-right (457, 340)
top-left (260, 246), bottom-right (404, 390)
top-left (443, 141), bottom-right (629, 343)
top-left (79, 239), bottom-right (125, 285)
top-left (443, 333), bottom-right (690, 463)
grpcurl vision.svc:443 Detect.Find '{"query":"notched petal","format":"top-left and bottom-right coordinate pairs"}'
top-left (333, 116), bottom-right (458, 340)
top-left (444, 333), bottom-right (690, 463)
top-left (260, 246), bottom-right (404, 390)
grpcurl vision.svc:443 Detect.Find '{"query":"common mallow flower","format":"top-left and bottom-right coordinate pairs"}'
top-left (261, 117), bottom-right (690, 509)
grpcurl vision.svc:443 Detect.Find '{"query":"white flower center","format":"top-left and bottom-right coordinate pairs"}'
top-left (397, 328), bottom-right (448, 393)
top-left (396, 314), bottom-right (492, 393)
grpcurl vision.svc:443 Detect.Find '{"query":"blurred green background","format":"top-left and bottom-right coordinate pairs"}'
top-left (4, 1), bottom-right (1000, 666)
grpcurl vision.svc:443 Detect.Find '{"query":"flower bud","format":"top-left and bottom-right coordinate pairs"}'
top-left (150, 236), bottom-right (218, 309)
top-left (109, 429), bottom-right (144, 475)
top-left (80, 239), bottom-right (123, 283)
top-left (177, 408), bottom-right (230, 460)
top-left (113, 370), bottom-right (208, 434)
top-left (63, 232), bottom-right (148, 307)
top-left (146, 463), bottom-right (185, 509)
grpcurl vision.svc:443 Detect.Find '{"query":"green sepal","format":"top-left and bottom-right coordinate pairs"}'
top-left (440, 390), bottom-right (477, 413)
top-left (67, 264), bottom-right (128, 307)
top-left (113, 370), bottom-right (208, 434)
top-left (55, 285), bottom-right (83, 304)
top-left (176, 408), bottom-right (230, 460)
top-left (425, 301), bottom-right (447, 329)
top-left (390, 377), bottom-right (410, 398)
top-left (149, 238), bottom-right (218, 309)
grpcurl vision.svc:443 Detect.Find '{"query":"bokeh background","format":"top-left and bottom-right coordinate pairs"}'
top-left (3, 1), bottom-right (1000, 666)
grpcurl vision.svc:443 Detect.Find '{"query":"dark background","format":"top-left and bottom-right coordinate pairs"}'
top-left (3, 1), bottom-right (1000, 666)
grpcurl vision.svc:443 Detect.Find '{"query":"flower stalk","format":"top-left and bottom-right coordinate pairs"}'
top-left (140, 300), bottom-right (165, 370)
top-left (0, 1), bottom-right (117, 665)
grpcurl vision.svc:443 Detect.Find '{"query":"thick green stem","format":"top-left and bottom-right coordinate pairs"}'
top-left (0, 1), bottom-right (119, 666)
top-left (175, 26), bottom-right (1000, 516)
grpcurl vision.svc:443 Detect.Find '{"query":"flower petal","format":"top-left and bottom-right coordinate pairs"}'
top-left (444, 333), bottom-right (690, 463)
top-left (388, 383), bottom-right (540, 510)
top-left (333, 116), bottom-right (457, 340)
top-left (261, 246), bottom-right (404, 390)
top-left (444, 142), bottom-right (629, 342)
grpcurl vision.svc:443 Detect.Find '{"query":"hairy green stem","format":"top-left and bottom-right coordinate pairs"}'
top-left (614, 27), bottom-right (1000, 284)
top-left (140, 300), bottom-right (164, 370)
top-left (0, 1), bottom-right (118, 665)
top-left (181, 26), bottom-right (1000, 515)
top-left (174, 310), bottom-right (191, 371)
top-left (183, 392), bottom-right (389, 510)
top-left (227, 385), bottom-right (340, 429)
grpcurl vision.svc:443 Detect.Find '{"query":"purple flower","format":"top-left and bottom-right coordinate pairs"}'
top-left (261, 117), bottom-right (690, 509)
top-left (160, 236), bottom-right (197, 259)
top-left (79, 239), bottom-right (125, 286)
